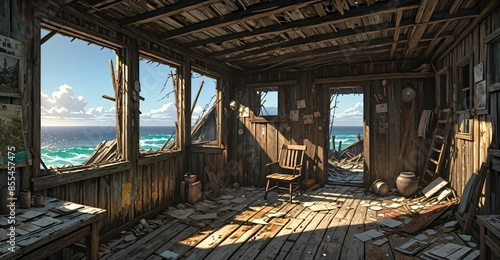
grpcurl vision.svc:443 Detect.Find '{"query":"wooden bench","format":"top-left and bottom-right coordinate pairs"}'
top-left (264, 144), bottom-right (306, 203)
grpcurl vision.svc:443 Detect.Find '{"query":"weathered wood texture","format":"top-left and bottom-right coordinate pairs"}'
top-left (435, 8), bottom-right (499, 214)
top-left (229, 66), bottom-right (434, 188)
top-left (41, 155), bottom-right (182, 237)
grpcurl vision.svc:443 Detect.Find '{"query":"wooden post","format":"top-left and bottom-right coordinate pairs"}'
top-left (180, 59), bottom-right (192, 173)
top-left (332, 135), bottom-right (335, 151)
top-left (357, 133), bottom-right (361, 141)
top-left (338, 140), bottom-right (342, 152)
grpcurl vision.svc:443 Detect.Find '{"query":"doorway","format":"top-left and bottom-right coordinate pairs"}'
top-left (327, 86), bottom-right (365, 186)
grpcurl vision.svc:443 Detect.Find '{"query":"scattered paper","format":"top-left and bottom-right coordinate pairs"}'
top-left (467, 241), bottom-right (477, 248)
top-left (374, 218), bottom-right (402, 228)
top-left (124, 234), bottom-right (137, 242)
top-left (372, 238), bottom-right (388, 246)
top-left (386, 203), bottom-right (401, 209)
top-left (266, 212), bottom-right (286, 218)
top-left (395, 239), bottom-right (429, 255)
top-left (443, 220), bottom-right (458, 228)
top-left (30, 217), bottom-right (62, 227)
top-left (159, 250), bottom-right (179, 260)
top-left (413, 234), bottom-right (428, 241)
top-left (462, 250), bottom-right (480, 260)
top-left (370, 206), bottom-right (383, 211)
top-left (167, 209), bottom-right (194, 220)
top-left (442, 235), bottom-right (454, 240)
top-left (425, 229), bottom-right (437, 235)
top-left (353, 229), bottom-right (384, 242)
top-left (459, 234), bottom-right (471, 242)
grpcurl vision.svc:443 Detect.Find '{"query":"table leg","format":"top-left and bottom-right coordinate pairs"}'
top-left (86, 222), bottom-right (100, 259)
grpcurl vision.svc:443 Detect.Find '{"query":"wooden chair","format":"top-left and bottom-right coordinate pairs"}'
top-left (264, 144), bottom-right (307, 202)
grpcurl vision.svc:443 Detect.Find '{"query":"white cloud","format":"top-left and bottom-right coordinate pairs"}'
top-left (41, 84), bottom-right (115, 125)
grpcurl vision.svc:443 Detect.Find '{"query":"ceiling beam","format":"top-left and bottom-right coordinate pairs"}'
top-left (390, 10), bottom-right (403, 59)
top-left (120, 1), bottom-right (219, 26)
top-left (158, 0), bottom-right (321, 39)
top-left (209, 8), bottom-right (476, 61)
top-left (242, 36), bottom-right (432, 70)
top-left (84, 0), bottom-right (122, 13)
top-left (185, 0), bottom-right (420, 48)
top-left (403, 0), bottom-right (439, 59)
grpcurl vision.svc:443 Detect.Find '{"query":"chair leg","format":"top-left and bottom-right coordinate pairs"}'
top-left (264, 179), bottom-right (270, 200)
top-left (298, 180), bottom-right (302, 195)
top-left (289, 182), bottom-right (293, 203)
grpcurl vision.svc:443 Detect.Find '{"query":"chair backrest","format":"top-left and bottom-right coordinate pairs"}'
top-left (278, 144), bottom-right (307, 173)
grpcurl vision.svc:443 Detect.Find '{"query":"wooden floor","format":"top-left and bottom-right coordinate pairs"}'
top-left (99, 185), bottom-right (476, 260)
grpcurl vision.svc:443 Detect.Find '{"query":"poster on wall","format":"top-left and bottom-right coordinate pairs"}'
top-left (474, 80), bottom-right (487, 113)
top-left (0, 35), bottom-right (23, 97)
top-left (0, 104), bottom-right (26, 165)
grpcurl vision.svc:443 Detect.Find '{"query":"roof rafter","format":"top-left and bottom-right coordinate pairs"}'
top-left (185, 0), bottom-right (420, 48)
top-left (208, 8), bottom-right (477, 61)
top-left (121, 1), bottom-right (220, 26)
top-left (158, 0), bottom-right (322, 39)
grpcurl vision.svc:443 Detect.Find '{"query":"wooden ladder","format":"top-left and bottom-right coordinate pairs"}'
top-left (420, 108), bottom-right (452, 185)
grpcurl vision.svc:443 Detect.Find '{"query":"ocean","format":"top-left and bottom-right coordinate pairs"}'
top-left (41, 126), bottom-right (176, 167)
top-left (40, 125), bottom-right (362, 167)
top-left (329, 126), bottom-right (363, 151)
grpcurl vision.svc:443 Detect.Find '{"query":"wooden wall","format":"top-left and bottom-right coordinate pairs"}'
top-left (0, 0), bottom-right (193, 241)
top-left (436, 8), bottom-right (500, 214)
top-left (229, 66), bottom-right (436, 189)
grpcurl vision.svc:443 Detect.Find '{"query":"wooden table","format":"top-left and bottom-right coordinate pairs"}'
top-left (0, 196), bottom-right (106, 259)
top-left (478, 215), bottom-right (500, 260)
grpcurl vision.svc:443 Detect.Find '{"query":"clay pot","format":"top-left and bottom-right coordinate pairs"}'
top-left (396, 172), bottom-right (419, 197)
top-left (370, 179), bottom-right (389, 196)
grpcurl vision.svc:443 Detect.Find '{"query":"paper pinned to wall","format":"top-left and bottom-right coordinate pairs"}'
top-left (290, 110), bottom-right (299, 121)
top-left (297, 99), bottom-right (306, 109)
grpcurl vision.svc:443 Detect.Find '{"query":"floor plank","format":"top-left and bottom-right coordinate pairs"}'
top-left (101, 185), bottom-right (478, 260)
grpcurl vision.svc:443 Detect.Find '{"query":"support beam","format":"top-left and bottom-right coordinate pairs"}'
top-left (181, 60), bottom-right (192, 173)
top-left (159, 0), bottom-right (321, 39)
top-left (315, 72), bottom-right (435, 84)
top-left (40, 30), bottom-right (58, 45)
top-left (185, 0), bottom-right (420, 47)
top-left (403, 0), bottom-right (439, 59)
top-left (209, 7), bottom-right (475, 61)
top-left (390, 11), bottom-right (403, 59)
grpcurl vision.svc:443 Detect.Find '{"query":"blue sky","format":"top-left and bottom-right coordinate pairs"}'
top-left (40, 30), bottom-right (362, 126)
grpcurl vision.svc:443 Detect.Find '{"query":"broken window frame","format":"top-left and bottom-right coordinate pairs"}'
top-left (251, 86), bottom-right (281, 122)
top-left (190, 69), bottom-right (220, 147)
top-left (39, 26), bottom-right (126, 170)
top-left (138, 54), bottom-right (181, 153)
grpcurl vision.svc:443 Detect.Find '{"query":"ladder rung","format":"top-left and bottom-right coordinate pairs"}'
top-left (429, 158), bottom-right (439, 165)
top-left (437, 120), bottom-right (448, 123)
top-left (435, 135), bottom-right (444, 139)
top-left (432, 147), bottom-right (442, 153)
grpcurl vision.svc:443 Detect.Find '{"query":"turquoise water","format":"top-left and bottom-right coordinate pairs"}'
top-left (329, 126), bottom-right (363, 151)
top-left (40, 125), bottom-right (362, 167)
top-left (41, 126), bottom-right (175, 167)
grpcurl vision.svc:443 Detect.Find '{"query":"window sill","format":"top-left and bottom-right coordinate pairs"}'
top-left (138, 150), bottom-right (182, 166)
top-left (32, 161), bottom-right (130, 191)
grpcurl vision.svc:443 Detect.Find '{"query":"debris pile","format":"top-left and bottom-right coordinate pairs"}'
top-left (352, 178), bottom-right (479, 259)
top-left (99, 186), bottom-right (257, 258)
